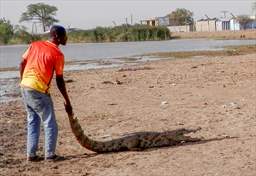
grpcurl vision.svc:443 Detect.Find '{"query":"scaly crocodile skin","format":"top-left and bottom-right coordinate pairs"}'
top-left (68, 114), bottom-right (202, 153)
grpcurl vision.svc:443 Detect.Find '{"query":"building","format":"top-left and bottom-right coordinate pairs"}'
top-left (195, 18), bottom-right (218, 32)
top-left (141, 12), bottom-right (252, 32)
top-left (141, 16), bottom-right (170, 27)
top-left (195, 17), bottom-right (241, 32)
top-left (157, 16), bottom-right (170, 26)
top-left (167, 25), bottom-right (193, 32)
top-left (140, 18), bottom-right (159, 26)
top-left (230, 18), bottom-right (240, 31)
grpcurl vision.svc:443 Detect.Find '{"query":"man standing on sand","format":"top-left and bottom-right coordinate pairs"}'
top-left (20, 25), bottom-right (73, 161)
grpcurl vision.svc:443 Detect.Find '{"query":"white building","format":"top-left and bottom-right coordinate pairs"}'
top-left (230, 19), bottom-right (240, 31)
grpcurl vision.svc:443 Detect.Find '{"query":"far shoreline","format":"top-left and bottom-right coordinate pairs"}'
top-left (172, 29), bottom-right (256, 40)
top-left (0, 30), bottom-right (255, 46)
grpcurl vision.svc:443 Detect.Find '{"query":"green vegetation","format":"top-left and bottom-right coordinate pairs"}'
top-left (0, 18), bottom-right (14, 44)
top-left (167, 8), bottom-right (194, 25)
top-left (0, 20), bottom-right (171, 45)
top-left (0, 18), bottom-right (43, 45)
top-left (68, 25), bottom-right (171, 43)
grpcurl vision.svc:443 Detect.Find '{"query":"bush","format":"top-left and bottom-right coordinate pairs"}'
top-left (10, 26), bottom-right (43, 44)
top-left (1, 21), bottom-right (171, 45)
top-left (0, 18), bottom-right (14, 44)
top-left (68, 24), bottom-right (171, 43)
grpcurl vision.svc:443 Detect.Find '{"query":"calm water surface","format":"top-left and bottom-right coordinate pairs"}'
top-left (1, 39), bottom-right (255, 68)
top-left (0, 39), bottom-right (255, 102)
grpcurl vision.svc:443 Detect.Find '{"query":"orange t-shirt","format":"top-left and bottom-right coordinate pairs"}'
top-left (20, 41), bottom-right (64, 93)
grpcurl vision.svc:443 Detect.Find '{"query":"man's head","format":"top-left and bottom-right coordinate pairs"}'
top-left (50, 25), bottom-right (68, 45)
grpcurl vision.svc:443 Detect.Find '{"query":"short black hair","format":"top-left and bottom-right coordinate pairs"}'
top-left (50, 25), bottom-right (66, 38)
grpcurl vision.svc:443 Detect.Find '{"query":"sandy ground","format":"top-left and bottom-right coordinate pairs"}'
top-left (1, 53), bottom-right (256, 176)
top-left (172, 30), bottom-right (256, 40)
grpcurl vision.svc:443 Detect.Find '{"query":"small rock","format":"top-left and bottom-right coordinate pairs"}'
top-left (222, 102), bottom-right (241, 109)
top-left (161, 101), bottom-right (168, 106)
top-left (65, 79), bottom-right (74, 83)
top-left (108, 103), bottom-right (117, 106)
top-left (191, 66), bottom-right (198, 69)
top-left (102, 81), bottom-right (114, 84)
top-left (115, 79), bottom-right (123, 85)
top-left (230, 102), bottom-right (241, 109)
top-left (52, 166), bottom-right (58, 169)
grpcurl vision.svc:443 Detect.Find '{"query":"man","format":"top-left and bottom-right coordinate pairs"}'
top-left (20, 25), bottom-right (73, 161)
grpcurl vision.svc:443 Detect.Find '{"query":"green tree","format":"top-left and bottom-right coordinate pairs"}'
top-left (20, 3), bottom-right (59, 32)
top-left (168, 8), bottom-right (194, 26)
top-left (236, 15), bottom-right (253, 29)
top-left (0, 18), bottom-right (14, 44)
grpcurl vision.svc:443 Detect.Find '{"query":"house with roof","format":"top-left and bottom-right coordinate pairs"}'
top-left (230, 18), bottom-right (240, 31)
top-left (141, 12), bottom-right (253, 32)
top-left (195, 15), bottom-right (241, 32)
top-left (195, 18), bottom-right (218, 32)
top-left (140, 16), bottom-right (170, 27)
top-left (140, 18), bottom-right (159, 26)
top-left (157, 16), bottom-right (170, 26)
top-left (141, 15), bottom-right (194, 32)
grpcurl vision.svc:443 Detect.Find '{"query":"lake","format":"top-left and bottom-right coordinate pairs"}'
top-left (1, 39), bottom-right (255, 69)
top-left (0, 39), bottom-right (255, 102)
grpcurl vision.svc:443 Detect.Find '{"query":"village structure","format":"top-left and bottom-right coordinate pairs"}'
top-left (141, 11), bottom-right (256, 33)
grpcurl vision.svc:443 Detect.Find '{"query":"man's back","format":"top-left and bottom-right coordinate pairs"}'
top-left (21, 41), bottom-right (64, 93)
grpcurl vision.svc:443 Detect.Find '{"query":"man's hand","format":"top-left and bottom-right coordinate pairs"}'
top-left (64, 102), bottom-right (73, 116)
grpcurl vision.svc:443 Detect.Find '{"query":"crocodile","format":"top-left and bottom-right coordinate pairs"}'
top-left (68, 114), bottom-right (203, 153)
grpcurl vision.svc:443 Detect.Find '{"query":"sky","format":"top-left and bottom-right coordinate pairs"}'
top-left (0, 0), bottom-right (255, 31)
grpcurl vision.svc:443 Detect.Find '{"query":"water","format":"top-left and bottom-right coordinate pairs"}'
top-left (1, 39), bottom-right (255, 69)
top-left (0, 39), bottom-right (255, 102)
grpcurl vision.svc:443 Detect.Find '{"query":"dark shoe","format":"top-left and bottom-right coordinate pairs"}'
top-left (45, 154), bottom-right (65, 162)
top-left (27, 155), bottom-right (43, 162)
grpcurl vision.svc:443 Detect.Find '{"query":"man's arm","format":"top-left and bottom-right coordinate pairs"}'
top-left (19, 59), bottom-right (27, 80)
top-left (56, 75), bottom-right (73, 116)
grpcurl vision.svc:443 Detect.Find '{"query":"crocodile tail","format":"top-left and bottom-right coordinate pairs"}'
top-left (68, 113), bottom-right (101, 152)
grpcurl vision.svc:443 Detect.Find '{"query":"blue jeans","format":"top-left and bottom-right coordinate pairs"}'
top-left (21, 87), bottom-right (58, 158)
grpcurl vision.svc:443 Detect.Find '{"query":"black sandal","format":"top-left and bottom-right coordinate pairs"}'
top-left (45, 154), bottom-right (65, 161)
top-left (27, 155), bottom-right (43, 162)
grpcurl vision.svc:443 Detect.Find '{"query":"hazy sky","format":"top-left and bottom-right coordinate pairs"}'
top-left (0, 0), bottom-right (255, 31)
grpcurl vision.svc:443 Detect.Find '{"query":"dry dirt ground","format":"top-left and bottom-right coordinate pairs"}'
top-left (172, 30), bottom-right (256, 40)
top-left (1, 53), bottom-right (256, 176)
